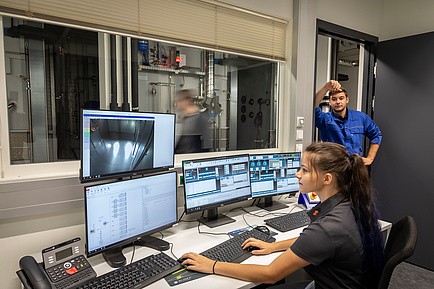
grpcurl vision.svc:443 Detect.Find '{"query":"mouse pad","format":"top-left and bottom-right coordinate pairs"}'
top-left (164, 267), bottom-right (208, 286)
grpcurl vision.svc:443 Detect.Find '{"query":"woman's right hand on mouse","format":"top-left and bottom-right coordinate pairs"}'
top-left (242, 238), bottom-right (273, 255)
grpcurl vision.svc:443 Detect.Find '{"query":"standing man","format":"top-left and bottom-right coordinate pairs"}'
top-left (174, 89), bottom-right (212, 153)
top-left (315, 80), bottom-right (382, 165)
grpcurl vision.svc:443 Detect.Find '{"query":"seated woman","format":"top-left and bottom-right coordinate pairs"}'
top-left (180, 142), bottom-right (385, 289)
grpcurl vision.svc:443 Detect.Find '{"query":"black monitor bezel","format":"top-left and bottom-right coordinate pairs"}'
top-left (249, 152), bottom-right (301, 199)
top-left (84, 170), bottom-right (178, 258)
top-left (79, 108), bottom-right (175, 182)
top-left (182, 153), bottom-right (252, 215)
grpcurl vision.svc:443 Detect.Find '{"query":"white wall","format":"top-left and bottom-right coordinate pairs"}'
top-left (317, 0), bottom-right (434, 41)
top-left (381, 0), bottom-right (434, 41)
top-left (317, 0), bottom-right (384, 38)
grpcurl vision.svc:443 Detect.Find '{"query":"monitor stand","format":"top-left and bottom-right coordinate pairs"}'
top-left (102, 236), bottom-right (170, 268)
top-left (136, 235), bottom-right (170, 251)
top-left (198, 208), bottom-right (235, 228)
top-left (257, 196), bottom-right (288, 211)
top-left (103, 247), bottom-right (126, 268)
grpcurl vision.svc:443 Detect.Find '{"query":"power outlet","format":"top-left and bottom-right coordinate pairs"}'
top-left (296, 129), bottom-right (303, 141)
top-left (296, 144), bottom-right (303, 152)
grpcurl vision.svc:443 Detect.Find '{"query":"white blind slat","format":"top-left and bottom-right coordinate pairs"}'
top-left (0, 0), bottom-right (287, 60)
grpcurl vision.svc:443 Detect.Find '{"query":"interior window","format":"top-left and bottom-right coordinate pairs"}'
top-left (4, 16), bottom-right (279, 165)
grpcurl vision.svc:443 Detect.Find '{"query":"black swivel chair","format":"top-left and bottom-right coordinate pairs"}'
top-left (378, 216), bottom-right (418, 289)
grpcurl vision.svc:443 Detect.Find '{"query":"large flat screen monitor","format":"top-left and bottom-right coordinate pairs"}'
top-left (250, 152), bottom-right (301, 211)
top-left (182, 154), bottom-right (251, 228)
top-left (84, 171), bottom-right (177, 268)
top-left (80, 109), bottom-right (175, 182)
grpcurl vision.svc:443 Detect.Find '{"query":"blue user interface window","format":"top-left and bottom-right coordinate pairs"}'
top-left (249, 153), bottom-right (301, 198)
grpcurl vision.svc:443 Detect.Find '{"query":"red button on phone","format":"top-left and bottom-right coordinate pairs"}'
top-left (66, 267), bottom-right (78, 275)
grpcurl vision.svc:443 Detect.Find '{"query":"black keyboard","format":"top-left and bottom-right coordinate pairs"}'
top-left (76, 252), bottom-right (182, 289)
top-left (264, 210), bottom-right (311, 232)
top-left (200, 228), bottom-right (275, 263)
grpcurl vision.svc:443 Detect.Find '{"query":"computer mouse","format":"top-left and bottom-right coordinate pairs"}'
top-left (255, 225), bottom-right (270, 235)
top-left (246, 246), bottom-right (260, 252)
top-left (177, 258), bottom-right (187, 264)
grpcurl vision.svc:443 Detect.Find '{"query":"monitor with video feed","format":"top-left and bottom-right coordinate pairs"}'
top-left (182, 154), bottom-right (251, 228)
top-left (250, 152), bottom-right (301, 211)
top-left (80, 109), bottom-right (175, 182)
top-left (84, 171), bottom-right (177, 268)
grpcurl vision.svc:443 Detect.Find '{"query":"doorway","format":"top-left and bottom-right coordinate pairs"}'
top-left (314, 20), bottom-right (378, 155)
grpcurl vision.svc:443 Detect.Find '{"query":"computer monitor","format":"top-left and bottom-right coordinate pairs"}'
top-left (80, 109), bottom-right (175, 182)
top-left (249, 152), bottom-right (301, 211)
top-left (182, 154), bottom-right (251, 228)
top-left (84, 171), bottom-right (177, 268)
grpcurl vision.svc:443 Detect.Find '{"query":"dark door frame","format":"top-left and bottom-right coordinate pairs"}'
top-left (314, 19), bottom-right (379, 155)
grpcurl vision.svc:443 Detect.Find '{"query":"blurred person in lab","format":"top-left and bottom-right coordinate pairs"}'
top-left (175, 89), bottom-right (212, 153)
top-left (314, 80), bottom-right (382, 165)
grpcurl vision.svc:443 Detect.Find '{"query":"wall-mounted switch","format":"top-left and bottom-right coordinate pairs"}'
top-left (296, 117), bottom-right (305, 128)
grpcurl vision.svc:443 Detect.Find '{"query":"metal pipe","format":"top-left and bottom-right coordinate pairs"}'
top-left (149, 82), bottom-right (175, 113)
top-left (110, 35), bottom-right (118, 110)
top-left (131, 38), bottom-right (139, 111)
top-left (168, 75), bottom-right (172, 113)
top-left (22, 41), bottom-right (33, 161)
top-left (206, 52), bottom-right (214, 102)
top-left (205, 52), bottom-right (216, 151)
top-left (121, 37), bottom-right (130, 111)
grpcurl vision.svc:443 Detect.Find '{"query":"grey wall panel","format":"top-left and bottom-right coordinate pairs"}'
top-left (0, 177), bottom-right (84, 219)
top-left (0, 170), bottom-right (186, 220)
top-left (373, 32), bottom-right (434, 270)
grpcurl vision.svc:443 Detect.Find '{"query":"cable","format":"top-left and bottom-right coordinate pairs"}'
top-left (197, 221), bottom-right (231, 237)
top-left (130, 243), bottom-right (136, 264)
top-left (240, 207), bottom-right (285, 218)
top-left (168, 241), bottom-right (178, 260)
top-left (178, 210), bottom-right (186, 223)
top-left (159, 43), bottom-right (167, 57)
top-left (288, 203), bottom-right (308, 213)
top-left (241, 213), bottom-right (255, 229)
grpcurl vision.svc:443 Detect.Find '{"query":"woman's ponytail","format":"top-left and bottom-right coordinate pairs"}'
top-left (349, 153), bottom-right (385, 287)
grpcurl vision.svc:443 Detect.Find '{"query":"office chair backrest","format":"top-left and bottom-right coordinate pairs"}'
top-left (377, 216), bottom-right (417, 289)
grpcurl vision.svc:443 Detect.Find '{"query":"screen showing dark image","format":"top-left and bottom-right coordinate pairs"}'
top-left (81, 109), bottom-right (175, 181)
top-left (89, 118), bottom-right (154, 177)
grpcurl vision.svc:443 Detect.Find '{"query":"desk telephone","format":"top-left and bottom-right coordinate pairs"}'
top-left (16, 237), bottom-right (96, 289)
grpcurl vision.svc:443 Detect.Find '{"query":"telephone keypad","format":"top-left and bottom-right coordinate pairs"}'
top-left (46, 255), bottom-right (91, 283)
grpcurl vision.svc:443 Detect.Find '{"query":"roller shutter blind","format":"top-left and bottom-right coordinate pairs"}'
top-left (0, 0), bottom-right (287, 60)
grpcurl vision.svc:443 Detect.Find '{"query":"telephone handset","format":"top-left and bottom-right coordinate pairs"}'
top-left (16, 237), bottom-right (96, 289)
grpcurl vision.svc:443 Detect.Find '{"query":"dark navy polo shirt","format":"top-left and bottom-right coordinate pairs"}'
top-left (290, 193), bottom-right (367, 289)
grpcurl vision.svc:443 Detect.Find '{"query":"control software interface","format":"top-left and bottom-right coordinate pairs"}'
top-left (250, 153), bottom-right (301, 198)
top-left (183, 155), bottom-right (251, 213)
top-left (81, 109), bottom-right (175, 181)
top-left (85, 172), bottom-right (177, 256)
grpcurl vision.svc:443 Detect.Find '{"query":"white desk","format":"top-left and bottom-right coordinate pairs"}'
top-left (8, 198), bottom-right (392, 289)
top-left (88, 198), bottom-right (392, 289)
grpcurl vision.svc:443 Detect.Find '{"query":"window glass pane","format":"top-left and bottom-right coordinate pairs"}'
top-left (4, 16), bottom-right (98, 164)
top-left (137, 43), bottom-right (278, 153)
top-left (4, 16), bottom-right (278, 166)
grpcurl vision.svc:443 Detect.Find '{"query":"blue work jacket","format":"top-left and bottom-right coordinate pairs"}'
top-left (315, 107), bottom-right (382, 156)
